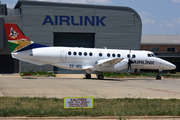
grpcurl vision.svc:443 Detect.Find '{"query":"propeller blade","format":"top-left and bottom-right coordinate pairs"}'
top-left (127, 49), bottom-right (134, 73)
top-left (127, 59), bottom-right (134, 73)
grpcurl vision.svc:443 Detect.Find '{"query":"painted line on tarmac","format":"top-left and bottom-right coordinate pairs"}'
top-left (148, 88), bottom-right (180, 95)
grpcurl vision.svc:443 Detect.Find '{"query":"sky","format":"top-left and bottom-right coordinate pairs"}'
top-left (1, 0), bottom-right (180, 35)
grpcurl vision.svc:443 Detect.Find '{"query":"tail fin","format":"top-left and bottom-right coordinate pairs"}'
top-left (4, 23), bottom-right (33, 53)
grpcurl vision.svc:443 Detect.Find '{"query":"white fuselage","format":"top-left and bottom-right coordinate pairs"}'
top-left (12, 47), bottom-right (176, 73)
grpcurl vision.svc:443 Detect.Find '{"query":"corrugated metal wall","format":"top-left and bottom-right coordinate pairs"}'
top-left (54, 33), bottom-right (94, 73)
top-left (20, 2), bottom-right (142, 73)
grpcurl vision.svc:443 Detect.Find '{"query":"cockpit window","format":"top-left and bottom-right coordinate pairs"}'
top-left (147, 54), bottom-right (151, 57)
top-left (151, 53), bottom-right (156, 57)
top-left (147, 53), bottom-right (156, 57)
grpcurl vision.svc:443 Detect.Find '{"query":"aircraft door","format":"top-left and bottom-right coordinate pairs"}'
top-left (60, 50), bottom-right (66, 63)
top-left (98, 51), bottom-right (104, 60)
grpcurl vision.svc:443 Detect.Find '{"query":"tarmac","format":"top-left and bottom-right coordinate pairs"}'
top-left (0, 74), bottom-right (180, 119)
top-left (0, 74), bottom-right (180, 99)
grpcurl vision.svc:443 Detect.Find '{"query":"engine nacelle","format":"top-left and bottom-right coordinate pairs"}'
top-left (114, 59), bottom-right (128, 71)
top-left (91, 59), bottom-right (128, 72)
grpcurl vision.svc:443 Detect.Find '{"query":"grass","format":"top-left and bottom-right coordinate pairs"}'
top-left (162, 74), bottom-right (180, 78)
top-left (0, 97), bottom-right (180, 117)
top-left (103, 72), bottom-right (141, 77)
top-left (103, 72), bottom-right (180, 78)
top-left (20, 72), bottom-right (56, 77)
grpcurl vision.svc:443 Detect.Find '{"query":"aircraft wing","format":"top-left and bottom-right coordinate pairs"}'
top-left (94, 58), bottom-right (124, 68)
top-left (83, 58), bottom-right (124, 71)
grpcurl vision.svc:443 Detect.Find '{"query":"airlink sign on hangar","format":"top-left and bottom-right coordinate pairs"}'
top-left (0, 0), bottom-right (142, 73)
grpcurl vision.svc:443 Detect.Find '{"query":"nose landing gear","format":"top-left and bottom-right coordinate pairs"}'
top-left (98, 75), bottom-right (104, 80)
top-left (97, 72), bottom-right (104, 80)
top-left (156, 70), bottom-right (162, 80)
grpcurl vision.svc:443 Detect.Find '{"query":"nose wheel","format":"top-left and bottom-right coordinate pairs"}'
top-left (156, 70), bottom-right (162, 80)
top-left (98, 75), bottom-right (104, 80)
top-left (156, 76), bottom-right (161, 80)
top-left (97, 72), bottom-right (104, 80)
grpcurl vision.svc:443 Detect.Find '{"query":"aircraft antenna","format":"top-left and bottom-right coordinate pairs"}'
top-left (101, 46), bottom-right (107, 49)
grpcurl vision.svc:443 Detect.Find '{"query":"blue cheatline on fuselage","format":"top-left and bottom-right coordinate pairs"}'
top-left (16, 43), bottom-right (49, 52)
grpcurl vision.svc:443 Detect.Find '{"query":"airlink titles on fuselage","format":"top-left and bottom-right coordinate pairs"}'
top-left (133, 60), bottom-right (155, 65)
top-left (42, 15), bottom-right (106, 26)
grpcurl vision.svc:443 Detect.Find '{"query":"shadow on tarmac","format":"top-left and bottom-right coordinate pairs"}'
top-left (22, 77), bottom-right (38, 79)
top-left (83, 77), bottom-right (156, 82)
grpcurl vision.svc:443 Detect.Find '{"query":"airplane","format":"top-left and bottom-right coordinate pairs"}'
top-left (4, 23), bottom-right (176, 80)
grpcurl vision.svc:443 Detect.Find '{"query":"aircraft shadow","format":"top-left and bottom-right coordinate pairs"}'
top-left (22, 77), bottom-right (38, 79)
top-left (83, 77), bottom-right (156, 82)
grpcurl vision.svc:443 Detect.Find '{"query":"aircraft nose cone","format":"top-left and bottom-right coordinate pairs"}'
top-left (169, 63), bottom-right (176, 70)
top-left (164, 60), bottom-right (176, 70)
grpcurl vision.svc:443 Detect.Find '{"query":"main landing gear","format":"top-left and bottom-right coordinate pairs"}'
top-left (156, 70), bottom-right (162, 80)
top-left (85, 73), bottom-right (104, 80)
top-left (86, 74), bottom-right (91, 79)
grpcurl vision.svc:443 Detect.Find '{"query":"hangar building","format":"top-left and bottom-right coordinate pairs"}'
top-left (141, 35), bottom-right (180, 72)
top-left (0, 0), bottom-right (142, 73)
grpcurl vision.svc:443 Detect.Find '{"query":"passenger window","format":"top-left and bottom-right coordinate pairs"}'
top-left (117, 54), bottom-right (121, 58)
top-left (107, 53), bottom-right (110, 57)
top-left (132, 54), bottom-right (136, 58)
top-left (112, 53), bottom-right (116, 57)
top-left (68, 51), bottom-right (71, 55)
top-left (99, 53), bottom-right (103, 57)
top-left (84, 52), bottom-right (87, 56)
top-left (89, 52), bottom-right (93, 56)
top-left (127, 54), bottom-right (130, 58)
top-left (73, 52), bottom-right (77, 56)
top-left (79, 52), bottom-right (82, 56)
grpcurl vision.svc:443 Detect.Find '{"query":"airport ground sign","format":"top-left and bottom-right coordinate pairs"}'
top-left (64, 97), bottom-right (93, 109)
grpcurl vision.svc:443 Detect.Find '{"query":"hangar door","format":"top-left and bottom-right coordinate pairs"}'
top-left (0, 55), bottom-right (19, 73)
top-left (54, 33), bottom-right (95, 74)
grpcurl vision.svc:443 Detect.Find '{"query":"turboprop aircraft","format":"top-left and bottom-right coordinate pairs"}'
top-left (4, 23), bottom-right (176, 80)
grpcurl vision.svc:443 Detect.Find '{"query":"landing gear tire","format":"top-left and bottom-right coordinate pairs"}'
top-left (86, 74), bottom-right (91, 79)
top-left (156, 70), bottom-right (162, 80)
top-left (98, 75), bottom-right (104, 80)
top-left (156, 76), bottom-right (161, 80)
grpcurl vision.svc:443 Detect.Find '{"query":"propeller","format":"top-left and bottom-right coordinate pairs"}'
top-left (127, 49), bottom-right (135, 73)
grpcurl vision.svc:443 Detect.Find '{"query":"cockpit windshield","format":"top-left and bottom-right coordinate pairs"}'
top-left (152, 53), bottom-right (156, 57)
top-left (147, 53), bottom-right (156, 57)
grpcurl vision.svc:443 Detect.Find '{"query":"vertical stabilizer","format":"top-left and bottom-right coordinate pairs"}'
top-left (3, 23), bottom-right (33, 53)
